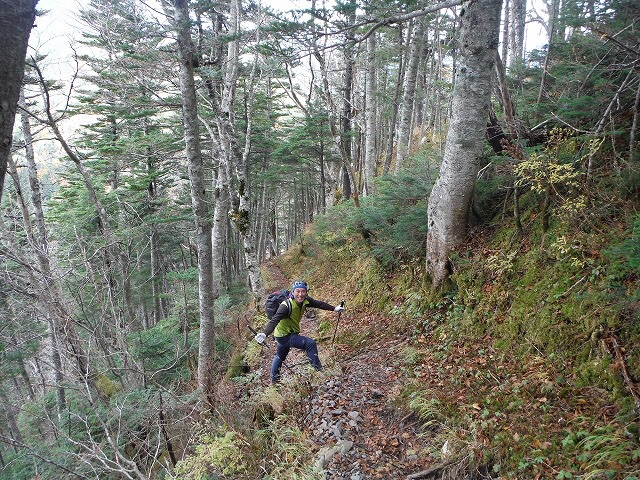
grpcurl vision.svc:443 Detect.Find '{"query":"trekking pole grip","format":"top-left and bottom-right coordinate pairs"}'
top-left (246, 323), bottom-right (269, 348)
top-left (331, 300), bottom-right (345, 345)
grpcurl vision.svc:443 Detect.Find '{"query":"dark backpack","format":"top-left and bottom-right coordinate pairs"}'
top-left (265, 289), bottom-right (292, 319)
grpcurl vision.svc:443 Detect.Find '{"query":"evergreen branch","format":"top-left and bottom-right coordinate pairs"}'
top-left (0, 434), bottom-right (91, 479)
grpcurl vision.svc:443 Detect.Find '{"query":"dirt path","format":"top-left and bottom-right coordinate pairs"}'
top-left (254, 262), bottom-right (433, 479)
top-left (308, 341), bottom-right (432, 479)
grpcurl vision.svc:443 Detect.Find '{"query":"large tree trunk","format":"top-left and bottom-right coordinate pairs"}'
top-left (426, 0), bottom-right (502, 286)
top-left (0, 0), bottom-right (38, 203)
top-left (169, 0), bottom-right (216, 402)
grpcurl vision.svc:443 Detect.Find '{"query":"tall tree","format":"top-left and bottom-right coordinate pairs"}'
top-left (395, 17), bottom-right (426, 173)
top-left (0, 0), bottom-right (38, 203)
top-left (508, 0), bottom-right (526, 67)
top-left (363, 31), bottom-right (377, 196)
top-left (426, 0), bottom-right (503, 286)
top-left (339, 0), bottom-right (357, 200)
top-left (167, 0), bottom-right (216, 402)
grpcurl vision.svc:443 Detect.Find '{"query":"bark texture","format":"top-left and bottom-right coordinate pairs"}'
top-left (426, 0), bottom-right (502, 286)
top-left (0, 0), bottom-right (38, 203)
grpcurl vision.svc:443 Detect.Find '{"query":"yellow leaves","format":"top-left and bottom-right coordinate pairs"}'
top-left (515, 153), bottom-right (582, 194)
top-left (513, 128), bottom-right (593, 223)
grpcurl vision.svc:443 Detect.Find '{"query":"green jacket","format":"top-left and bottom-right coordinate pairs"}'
top-left (263, 296), bottom-right (335, 338)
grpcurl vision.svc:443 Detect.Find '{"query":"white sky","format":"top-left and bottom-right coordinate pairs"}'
top-left (31, 0), bottom-right (547, 90)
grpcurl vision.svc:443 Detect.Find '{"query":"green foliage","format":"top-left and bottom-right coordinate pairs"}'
top-left (514, 128), bottom-right (593, 231)
top-left (173, 426), bottom-right (250, 479)
top-left (316, 156), bottom-right (436, 270)
top-left (560, 418), bottom-right (640, 479)
top-left (407, 389), bottom-right (445, 429)
top-left (130, 318), bottom-right (193, 383)
top-left (605, 214), bottom-right (640, 289)
top-left (3, 0), bottom-right (640, 477)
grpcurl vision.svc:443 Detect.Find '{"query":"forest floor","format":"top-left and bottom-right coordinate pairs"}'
top-left (229, 255), bottom-right (634, 480)
top-left (244, 261), bottom-right (439, 480)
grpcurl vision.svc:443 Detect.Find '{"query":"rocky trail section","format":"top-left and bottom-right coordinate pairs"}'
top-left (307, 341), bottom-right (433, 479)
top-left (252, 262), bottom-right (435, 479)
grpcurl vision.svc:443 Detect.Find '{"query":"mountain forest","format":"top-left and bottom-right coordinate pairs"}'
top-left (0, 0), bottom-right (639, 478)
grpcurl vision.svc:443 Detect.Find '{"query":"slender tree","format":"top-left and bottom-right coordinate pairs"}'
top-left (363, 32), bottom-right (377, 196)
top-left (166, 0), bottom-right (216, 402)
top-left (395, 17), bottom-right (426, 173)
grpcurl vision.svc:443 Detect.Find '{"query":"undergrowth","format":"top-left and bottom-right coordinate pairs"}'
top-left (179, 151), bottom-right (640, 479)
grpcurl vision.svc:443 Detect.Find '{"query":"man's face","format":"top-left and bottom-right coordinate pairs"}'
top-left (292, 287), bottom-right (308, 302)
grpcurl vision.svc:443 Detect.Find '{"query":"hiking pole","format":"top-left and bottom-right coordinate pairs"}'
top-left (246, 323), bottom-right (269, 349)
top-left (331, 300), bottom-right (345, 346)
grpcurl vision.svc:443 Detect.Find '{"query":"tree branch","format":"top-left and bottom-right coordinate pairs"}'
top-left (360, 0), bottom-right (463, 41)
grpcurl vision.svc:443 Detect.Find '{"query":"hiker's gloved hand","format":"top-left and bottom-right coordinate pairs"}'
top-left (255, 333), bottom-right (266, 344)
top-left (334, 305), bottom-right (345, 312)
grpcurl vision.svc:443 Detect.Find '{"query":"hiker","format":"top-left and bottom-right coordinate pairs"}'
top-left (255, 280), bottom-right (345, 384)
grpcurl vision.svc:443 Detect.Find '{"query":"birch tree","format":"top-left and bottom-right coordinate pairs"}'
top-left (426, 0), bottom-right (503, 286)
top-left (310, 1), bottom-right (361, 207)
top-left (508, 0), bottom-right (526, 67)
top-left (220, 0), bottom-right (265, 302)
top-left (363, 32), bottom-right (377, 196)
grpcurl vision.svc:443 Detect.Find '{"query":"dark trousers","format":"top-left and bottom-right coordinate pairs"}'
top-left (270, 333), bottom-right (321, 383)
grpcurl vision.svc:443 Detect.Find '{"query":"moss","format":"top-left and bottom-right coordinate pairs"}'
top-left (95, 374), bottom-right (120, 398)
top-left (225, 350), bottom-right (249, 379)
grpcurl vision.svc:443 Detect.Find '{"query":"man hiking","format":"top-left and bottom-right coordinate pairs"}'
top-left (255, 280), bottom-right (345, 384)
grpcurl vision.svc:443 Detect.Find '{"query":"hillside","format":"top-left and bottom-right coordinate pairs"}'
top-left (178, 205), bottom-right (640, 480)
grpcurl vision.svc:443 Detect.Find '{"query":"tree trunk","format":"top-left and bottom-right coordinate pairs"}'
top-left (364, 32), bottom-right (377, 196)
top-left (537, 0), bottom-right (559, 105)
top-left (382, 26), bottom-right (404, 175)
top-left (509, 0), bottom-right (526, 67)
top-left (169, 0), bottom-right (216, 402)
top-left (341, 2), bottom-right (356, 200)
top-left (0, 0), bottom-right (37, 203)
top-left (395, 17), bottom-right (426, 173)
top-left (501, 0), bottom-right (510, 63)
top-left (17, 91), bottom-right (69, 415)
top-left (313, 44), bottom-right (361, 207)
top-left (426, 0), bottom-right (502, 286)
top-left (494, 51), bottom-right (521, 138)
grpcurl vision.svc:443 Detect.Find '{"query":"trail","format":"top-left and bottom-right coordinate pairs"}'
top-left (254, 261), bottom-right (433, 479)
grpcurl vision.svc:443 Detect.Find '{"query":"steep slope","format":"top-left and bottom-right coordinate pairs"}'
top-left (200, 212), bottom-right (640, 479)
top-left (248, 261), bottom-right (435, 479)
top-left (254, 223), bottom-right (637, 478)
